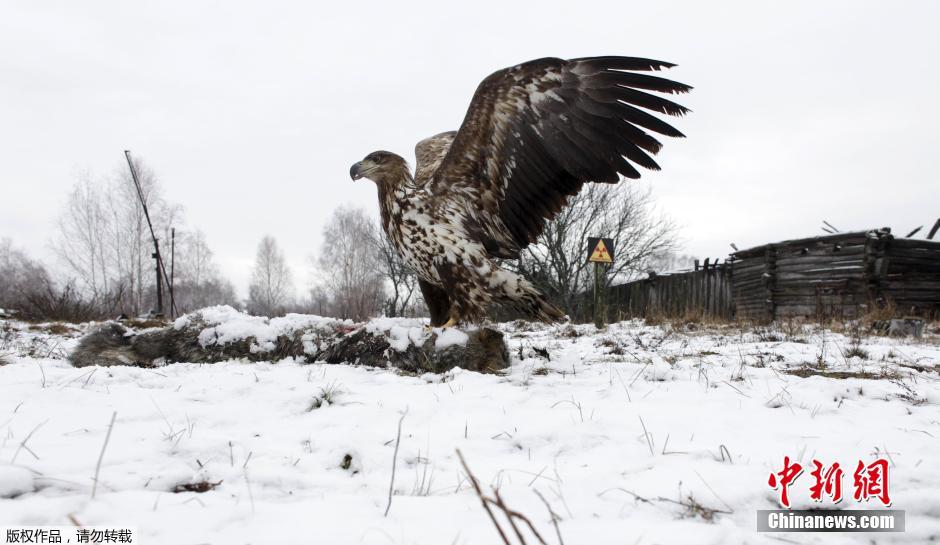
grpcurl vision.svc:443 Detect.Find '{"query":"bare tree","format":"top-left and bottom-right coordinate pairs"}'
top-left (103, 158), bottom-right (181, 314)
top-left (248, 235), bottom-right (295, 316)
top-left (169, 229), bottom-right (240, 313)
top-left (52, 158), bottom-right (179, 315)
top-left (369, 220), bottom-right (419, 317)
top-left (51, 176), bottom-right (112, 302)
top-left (0, 238), bottom-right (49, 310)
top-left (511, 183), bottom-right (678, 321)
top-left (0, 238), bottom-right (104, 321)
top-left (311, 206), bottom-right (385, 321)
top-left (180, 230), bottom-right (215, 287)
top-left (52, 158), bottom-right (237, 318)
top-left (302, 284), bottom-right (332, 317)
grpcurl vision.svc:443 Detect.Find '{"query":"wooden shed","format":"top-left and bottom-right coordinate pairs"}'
top-left (604, 227), bottom-right (940, 323)
top-left (730, 228), bottom-right (940, 321)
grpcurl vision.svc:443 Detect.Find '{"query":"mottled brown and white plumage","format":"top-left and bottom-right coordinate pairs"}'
top-left (350, 56), bottom-right (690, 326)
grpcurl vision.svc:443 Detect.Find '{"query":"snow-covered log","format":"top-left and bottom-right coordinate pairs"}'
top-left (69, 306), bottom-right (509, 374)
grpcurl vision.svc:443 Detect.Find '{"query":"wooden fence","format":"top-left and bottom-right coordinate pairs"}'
top-left (606, 262), bottom-right (733, 321)
top-left (605, 228), bottom-right (940, 322)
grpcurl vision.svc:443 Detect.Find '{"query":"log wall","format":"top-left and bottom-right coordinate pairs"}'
top-left (606, 228), bottom-right (940, 322)
top-left (882, 238), bottom-right (940, 314)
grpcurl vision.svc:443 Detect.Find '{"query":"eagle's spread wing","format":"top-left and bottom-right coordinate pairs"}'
top-left (430, 56), bottom-right (690, 257)
top-left (414, 131), bottom-right (457, 187)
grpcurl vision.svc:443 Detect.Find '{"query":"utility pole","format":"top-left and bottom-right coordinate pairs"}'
top-left (153, 240), bottom-right (163, 316)
top-left (170, 227), bottom-right (176, 318)
top-left (124, 150), bottom-right (177, 318)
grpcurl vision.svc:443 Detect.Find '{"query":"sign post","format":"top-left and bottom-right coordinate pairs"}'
top-left (586, 237), bottom-right (614, 329)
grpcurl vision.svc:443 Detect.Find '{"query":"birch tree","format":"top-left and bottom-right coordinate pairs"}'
top-left (248, 235), bottom-right (295, 316)
top-left (313, 206), bottom-right (385, 321)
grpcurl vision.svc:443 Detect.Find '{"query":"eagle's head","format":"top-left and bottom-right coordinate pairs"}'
top-left (349, 151), bottom-right (409, 186)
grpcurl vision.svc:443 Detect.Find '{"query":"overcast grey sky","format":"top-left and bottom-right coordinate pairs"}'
top-left (2, 0), bottom-right (938, 297)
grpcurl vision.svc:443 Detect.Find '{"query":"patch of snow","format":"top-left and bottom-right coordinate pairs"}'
top-left (172, 306), bottom-right (345, 351)
top-left (434, 327), bottom-right (469, 349)
top-left (1, 319), bottom-right (938, 544)
top-left (366, 317), bottom-right (430, 352)
top-left (0, 466), bottom-right (34, 498)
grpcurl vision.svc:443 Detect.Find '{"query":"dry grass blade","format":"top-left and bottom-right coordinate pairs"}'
top-left (638, 416), bottom-right (654, 456)
top-left (534, 489), bottom-right (565, 545)
top-left (11, 419), bottom-right (49, 463)
top-left (384, 408), bottom-right (408, 517)
top-left (91, 411), bottom-right (117, 499)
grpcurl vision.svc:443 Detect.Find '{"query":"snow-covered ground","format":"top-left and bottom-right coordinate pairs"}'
top-left (1, 317), bottom-right (938, 544)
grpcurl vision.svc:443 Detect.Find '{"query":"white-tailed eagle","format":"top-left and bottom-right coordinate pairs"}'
top-left (350, 56), bottom-right (690, 327)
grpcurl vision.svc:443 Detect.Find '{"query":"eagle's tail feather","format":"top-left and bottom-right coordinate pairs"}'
top-left (510, 283), bottom-right (567, 324)
top-left (532, 298), bottom-right (567, 324)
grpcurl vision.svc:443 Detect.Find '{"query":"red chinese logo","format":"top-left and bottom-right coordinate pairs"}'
top-left (853, 459), bottom-right (891, 506)
top-left (769, 457), bottom-right (891, 508)
top-left (809, 460), bottom-right (844, 503)
top-left (767, 456), bottom-right (803, 508)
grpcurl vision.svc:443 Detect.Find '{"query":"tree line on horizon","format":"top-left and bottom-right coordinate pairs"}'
top-left (1, 157), bottom-right (683, 323)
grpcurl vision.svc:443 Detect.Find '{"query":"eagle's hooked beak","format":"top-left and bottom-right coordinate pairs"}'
top-left (349, 161), bottom-right (364, 181)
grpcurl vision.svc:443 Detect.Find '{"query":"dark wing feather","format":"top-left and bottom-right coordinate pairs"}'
top-left (414, 131), bottom-right (457, 187)
top-left (429, 56), bottom-right (689, 257)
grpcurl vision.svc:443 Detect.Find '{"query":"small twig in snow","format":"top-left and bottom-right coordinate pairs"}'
top-left (243, 469), bottom-right (255, 514)
top-left (638, 416), bottom-right (654, 456)
top-left (629, 361), bottom-right (651, 386)
top-left (456, 449), bottom-right (511, 545)
top-left (694, 470), bottom-right (734, 513)
top-left (534, 489), bottom-right (565, 545)
top-left (384, 408), bottom-right (408, 517)
top-left (91, 411), bottom-right (117, 499)
top-left (718, 444), bottom-right (733, 464)
top-left (11, 419), bottom-right (48, 463)
top-left (35, 361), bottom-right (46, 388)
top-left (82, 368), bottom-right (97, 388)
top-left (492, 488), bottom-right (529, 544)
top-left (613, 368), bottom-right (632, 402)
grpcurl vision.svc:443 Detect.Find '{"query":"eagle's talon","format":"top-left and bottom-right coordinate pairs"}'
top-left (424, 319), bottom-right (457, 331)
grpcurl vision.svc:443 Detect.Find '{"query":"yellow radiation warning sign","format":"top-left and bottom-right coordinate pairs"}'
top-left (587, 237), bottom-right (614, 263)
